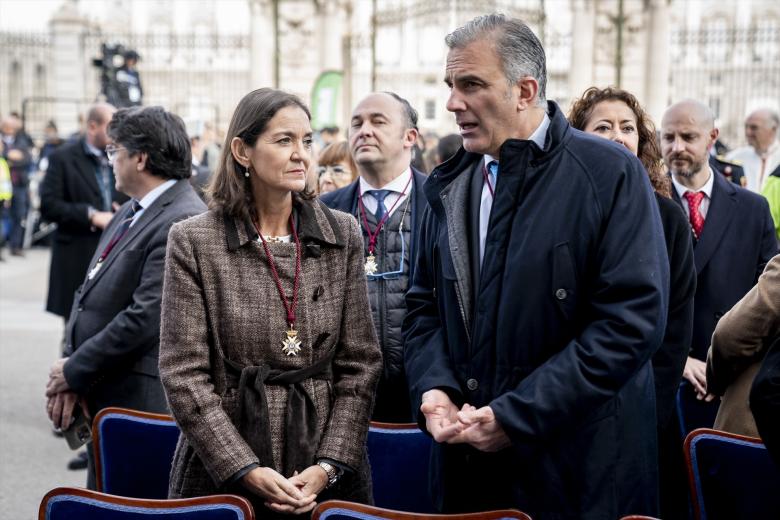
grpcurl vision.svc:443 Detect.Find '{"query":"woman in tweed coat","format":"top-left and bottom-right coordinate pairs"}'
top-left (159, 88), bottom-right (382, 517)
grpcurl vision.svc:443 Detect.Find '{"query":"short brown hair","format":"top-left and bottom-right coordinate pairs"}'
top-left (207, 88), bottom-right (314, 222)
top-left (317, 141), bottom-right (358, 182)
top-left (568, 86), bottom-right (671, 198)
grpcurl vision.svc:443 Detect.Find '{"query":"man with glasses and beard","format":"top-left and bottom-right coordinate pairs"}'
top-left (660, 99), bottom-right (776, 516)
top-left (320, 92), bottom-right (426, 422)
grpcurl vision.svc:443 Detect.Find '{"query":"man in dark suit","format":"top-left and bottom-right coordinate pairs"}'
top-left (40, 103), bottom-right (127, 322)
top-left (45, 106), bottom-right (207, 489)
top-left (662, 99), bottom-right (776, 405)
top-left (320, 92), bottom-right (425, 422)
top-left (660, 99), bottom-right (776, 515)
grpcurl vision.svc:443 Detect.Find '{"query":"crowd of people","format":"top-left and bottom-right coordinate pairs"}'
top-left (2, 11), bottom-right (775, 520)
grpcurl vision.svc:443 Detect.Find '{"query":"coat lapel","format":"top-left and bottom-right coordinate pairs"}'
top-left (693, 172), bottom-right (737, 274)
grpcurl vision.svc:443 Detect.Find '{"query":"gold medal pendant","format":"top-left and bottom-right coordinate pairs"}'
top-left (281, 327), bottom-right (302, 356)
top-left (364, 254), bottom-right (378, 275)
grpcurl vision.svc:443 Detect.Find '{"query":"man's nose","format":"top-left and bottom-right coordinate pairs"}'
top-left (446, 90), bottom-right (465, 113)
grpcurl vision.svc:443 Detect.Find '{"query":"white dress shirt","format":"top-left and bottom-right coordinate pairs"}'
top-left (727, 141), bottom-right (780, 193)
top-left (479, 113), bottom-right (550, 266)
top-left (359, 168), bottom-right (413, 219)
top-left (672, 167), bottom-right (715, 220)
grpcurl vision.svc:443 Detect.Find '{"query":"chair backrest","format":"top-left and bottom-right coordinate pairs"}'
top-left (684, 428), bottom-right (780, 520)
top-left (676, 383), bottom-right (719, 439)
top-left (619, 516), bottom-right (661, 520)
top-left (312, 500), bottom-right (531, 520)
top-left (366, 422), bottom-right (435, 513)
top-left (39, 487), bottom-right (254, 520)
top-left (92, 407), bottom-right (180, 498)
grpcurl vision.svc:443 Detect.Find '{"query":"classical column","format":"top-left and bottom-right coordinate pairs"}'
top-left (568, 0), bottom-right (595, 101)
top-left (644, 0), bottom-right (670, 124)
top-left (319, 0), bottom-right (344, 71)
top-left (49, 0), bottom-right (89, 136)
top-left (248, 0), bottom-right (275, 88)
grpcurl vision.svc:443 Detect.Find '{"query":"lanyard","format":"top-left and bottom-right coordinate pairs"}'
top-left (357, 175), bottom-right (413, 255)
top-left (482, 164), bottom-right (495, 198)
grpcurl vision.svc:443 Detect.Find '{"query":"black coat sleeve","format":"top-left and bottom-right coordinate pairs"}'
top-left (751, 336), bottom-right (780, 466)
top-left (39, 152), bottom-right (92, 229)
top-left (653, 196), bottom-right (696, 429)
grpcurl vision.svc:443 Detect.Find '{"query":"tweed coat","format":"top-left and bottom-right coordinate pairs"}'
top-left (707, 254), bottom-right (780, 437)
top-left (159, 198), bottom-right (382, 506)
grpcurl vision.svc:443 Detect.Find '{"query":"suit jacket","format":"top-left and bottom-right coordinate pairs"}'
top-left (707, 254), bottom-right (780, 436)
top-left (62, 179), bottom-right (206, 415)
top-left (40, 138), bottom-right (128, 317)
top-left (159, 200), bottom-right (381, 506)
top-left (672, 168), bottom-right (777, 362)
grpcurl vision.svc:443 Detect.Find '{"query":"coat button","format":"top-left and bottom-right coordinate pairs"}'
top-left (466, 378), bottom-right (478, 391)
top-left (77, 305), bottom-right (84, 312)
top-left (555, 288), bottom-right (567, 300)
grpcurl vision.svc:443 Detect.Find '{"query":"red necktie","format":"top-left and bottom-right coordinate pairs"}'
top-left (683, 191), bottom-right (706, 239)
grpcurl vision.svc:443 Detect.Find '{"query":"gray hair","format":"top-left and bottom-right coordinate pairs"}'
top-left (445, 13), bottom-right (547, 105)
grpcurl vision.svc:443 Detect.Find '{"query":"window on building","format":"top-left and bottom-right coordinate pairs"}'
top-left (425, 99), bottom-right (435, 120)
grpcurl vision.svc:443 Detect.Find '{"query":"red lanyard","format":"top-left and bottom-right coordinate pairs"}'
top-left (254, 215), bottom-right (301, 328)
top-left (482, 164), bottom-right (495, 198)
top-left (357, 175), bottom-right (413, 255)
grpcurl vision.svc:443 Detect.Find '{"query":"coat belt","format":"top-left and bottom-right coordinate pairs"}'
top-left (223, 333), bottom-right (332, 477)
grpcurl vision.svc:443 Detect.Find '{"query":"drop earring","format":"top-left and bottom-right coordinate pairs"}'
top-left (244, 168), bottom-right (250, 178)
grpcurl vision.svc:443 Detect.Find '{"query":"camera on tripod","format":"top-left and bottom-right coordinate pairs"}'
top-left (92, 43), bottom-right (143, 108)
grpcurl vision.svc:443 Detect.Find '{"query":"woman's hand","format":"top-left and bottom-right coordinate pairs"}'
top-left (288, 465), bottom-right (329, 498)
top-left (241, 467), bottom-right (316, 514)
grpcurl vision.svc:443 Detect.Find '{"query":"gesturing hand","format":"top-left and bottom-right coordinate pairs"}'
top-left (451, 404), bottom-right (512, 452)
top-left (420, 389), bottom-right (464, 443)
top-left (241, 467), bottom-right (315, 515)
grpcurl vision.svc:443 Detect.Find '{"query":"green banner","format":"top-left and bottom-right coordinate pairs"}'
top-left (311, 70), bottom-right (343, 130)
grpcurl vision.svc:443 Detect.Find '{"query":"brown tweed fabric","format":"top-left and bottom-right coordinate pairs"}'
top-left (159, 198), bottom-right (382, 500)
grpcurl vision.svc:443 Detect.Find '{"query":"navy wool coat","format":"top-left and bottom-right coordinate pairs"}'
top-left (403, 102), bottom-right (669, 520)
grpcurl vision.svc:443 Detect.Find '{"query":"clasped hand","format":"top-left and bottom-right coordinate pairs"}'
top-left (421, 389), bottom-right (511, 452)
top-left (241, 464), bottom-right (328, 515)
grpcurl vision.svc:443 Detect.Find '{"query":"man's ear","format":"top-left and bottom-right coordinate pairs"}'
top-left (516, 77), bottom-right (540, 111)
top-left (136, 152), bottom-right (148, 172)
top-left (230, 137), bottom-right (251, 168)
top-left (708, 127), bottom-right (720, 151)
top-left (403, 127), bottom-right (419, 150)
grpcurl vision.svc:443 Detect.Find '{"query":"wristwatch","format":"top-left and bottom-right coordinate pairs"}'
top-left (317, 460), bottom-right (340, 488)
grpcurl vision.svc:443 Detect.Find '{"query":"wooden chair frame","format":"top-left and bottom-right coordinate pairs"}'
top-left (39, 487), bottom-right (254, 520)
top-left (312, 499), bottom-right (531, 520)
top-left (91, 406), bottom-right (178, 493)
top-left (684, 427), bottom-right (767, 520)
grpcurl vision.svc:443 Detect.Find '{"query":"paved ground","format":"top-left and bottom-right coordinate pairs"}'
top-left (0, 248), bottom-right (85, 519)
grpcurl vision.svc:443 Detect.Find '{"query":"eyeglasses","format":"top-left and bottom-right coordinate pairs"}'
top-left (366, 196), bottom-right (411, 280)
top-left (105, 144), bottom-right (126, 163)
top-left (317, 165), bottom-right (351, 179)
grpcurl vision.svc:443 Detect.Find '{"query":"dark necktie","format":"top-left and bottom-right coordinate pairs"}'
top-left (367, 189), bottom-right (391, 221)
top-left (101, 200), bottom-right (142, 257)
top-left (683, 191), bottom-right (706, 239)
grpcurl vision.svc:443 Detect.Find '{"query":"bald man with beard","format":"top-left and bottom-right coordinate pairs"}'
top-left (658, 99), bottom-right (777, 516)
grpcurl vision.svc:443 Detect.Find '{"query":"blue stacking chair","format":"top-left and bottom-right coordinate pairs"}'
top-left (676, 383), bottom-right (719, 439)
top-left (312, 499), bottom-right (531, 520)
top-left (92, 407), bottom-right (180, 499)
top-left (366, 422), bottom-right (435, 513)
top-left (39, 487), bottom-right (254, 520)
top-left (684, 428), bottom-right (780, 520)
